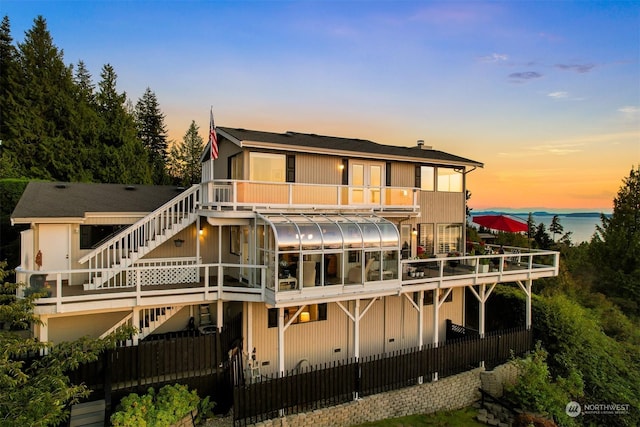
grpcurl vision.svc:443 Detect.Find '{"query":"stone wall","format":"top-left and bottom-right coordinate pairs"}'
top-left (479, 361), bottom-right (520, 398)
top-left (252, 368), bottom-right (484, 427)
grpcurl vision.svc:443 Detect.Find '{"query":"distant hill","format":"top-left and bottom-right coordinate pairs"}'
top-left (472, 210), bottom-right (608, 218)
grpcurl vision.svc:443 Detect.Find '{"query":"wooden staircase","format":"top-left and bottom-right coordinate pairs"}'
top-left (99, 306), bottom-right (184, 342)
top-left (80, 185), bottom-right (200, 290)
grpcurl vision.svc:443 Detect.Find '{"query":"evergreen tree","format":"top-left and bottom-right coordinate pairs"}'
top-left (0, 16), bottom-right (21, 178)
top-left (11, 16), bottom-right (81, 181)
top-left (534, 223), bottom-right (552, 249)
top-left (527, 212), bottom-right (536, 247)
top-left (135, 87), bottom-right (169, 184)
top-left (549, 215), bottom-right (564, 242)
top-left (95, 64), bottom-right (151, 184)
top-left (168, 121), bottom-right (204, 186)
top-left (590, 166), bottom-right (640, 316)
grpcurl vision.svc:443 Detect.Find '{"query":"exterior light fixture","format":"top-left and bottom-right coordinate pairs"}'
top-left (174, 239), bottom-right (185, 247)
top-left (412, 228), bottom-right (417, 236)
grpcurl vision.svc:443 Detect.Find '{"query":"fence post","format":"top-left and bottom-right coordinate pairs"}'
top-left (104, 349), bottom-right (112, 413)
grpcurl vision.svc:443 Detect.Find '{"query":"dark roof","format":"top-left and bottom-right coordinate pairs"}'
top-left (12, 182), bottom-right (187, 221)
top-left (218, 127), bottom-right (483, 167)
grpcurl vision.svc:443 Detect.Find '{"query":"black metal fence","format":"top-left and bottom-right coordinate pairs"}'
top-left (233, 327), bottom-right (532, 426)
top-left (66, 312), bottom-right (243, 415)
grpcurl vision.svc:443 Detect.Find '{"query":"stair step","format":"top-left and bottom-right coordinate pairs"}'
top-left (70, 400), bottom-right (105, 427)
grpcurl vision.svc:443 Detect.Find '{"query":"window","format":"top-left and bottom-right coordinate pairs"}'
top-left (268, 304), bottom-right (327, 327)
top-left (229, 153), bottom-right (243, 180)
top-left (420, 166), bottom-right (435, 191)
top-left (437, 168), bottom-right (463, 192)
top-left (437, 224), bottom-right (462, 254)
top-left (80, 225), bottom-right (124, 249)
top-left (230, 226), bottom-right (240, 255)
top-left (249, 152), bottom-right (285, 182)
top-left (418, 224), bottom-right (434, 256)
top-left (413, 289), bottom-right (452, 305)
top-left (414, 290), bottom-right (434, 305)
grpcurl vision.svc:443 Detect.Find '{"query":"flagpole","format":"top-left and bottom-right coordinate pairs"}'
top-left (209, 106), bottom-right (214, 185)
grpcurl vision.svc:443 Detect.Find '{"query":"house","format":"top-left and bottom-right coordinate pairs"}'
top-left (11, 127), bottom-right (559, 378)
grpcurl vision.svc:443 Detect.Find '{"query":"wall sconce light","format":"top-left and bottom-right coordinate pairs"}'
top-left (338, 164), bottom-right (344, 171)
top-left (300, 311), bottom-right (310, 322)
top-left (199, 223), bottom-right (204, 236)
top-left (412, 228), bottom-right (417, 236)
top-left (174, 239), bottom-right (185, 247)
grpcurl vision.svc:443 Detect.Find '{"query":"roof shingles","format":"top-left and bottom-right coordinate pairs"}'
top-left (11, 182), bottom-right (186, 221)
top-left (218, 127), bottom-right (483, 167)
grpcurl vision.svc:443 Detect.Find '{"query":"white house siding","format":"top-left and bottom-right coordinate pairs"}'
top-left (47, 311), bottom-right (132, 343)
top-left (295, 153), bottom-right (342, 185)
top-left (390, 162), bottom-right (415, 188)
top-left (419, 192), bottom-right (466, 224)
top-left (249, 302), bottom-right (350, 375)
top-left (248, 289), bottom-right (463, 376)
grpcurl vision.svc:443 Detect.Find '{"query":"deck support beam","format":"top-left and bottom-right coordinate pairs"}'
top-left (516, 280), bottom-right (533, 329)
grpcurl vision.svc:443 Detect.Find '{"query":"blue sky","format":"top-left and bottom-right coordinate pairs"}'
top-left (3, 1), bottom-right (639, 211)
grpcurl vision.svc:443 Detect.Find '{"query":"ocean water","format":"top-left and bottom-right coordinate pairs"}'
top-left (531, 215), bottom-right (603, 244)
top-left (471, 213), bottom-right (605, 244)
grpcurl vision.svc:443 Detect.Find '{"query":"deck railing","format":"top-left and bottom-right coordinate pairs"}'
top-left (17, 246), bottom-right (558, 312)
top-left (201, 179), bottom-right (419, 212)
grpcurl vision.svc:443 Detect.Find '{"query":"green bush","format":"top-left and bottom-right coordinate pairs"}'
top-left (110, 384), bottom-right (201, 427)
top-left (504, 343), bottom-right (582, 427)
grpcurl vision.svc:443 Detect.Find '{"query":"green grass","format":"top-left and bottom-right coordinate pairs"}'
top-left (351, 407), bottom-right (485, 427)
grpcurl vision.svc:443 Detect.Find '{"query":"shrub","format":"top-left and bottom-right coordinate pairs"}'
top-left (504, 343), bottom-right (582, 427)
top-left (111, 384), bottom-right (202, 427)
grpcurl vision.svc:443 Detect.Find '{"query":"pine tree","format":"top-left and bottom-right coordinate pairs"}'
top-left (590, 166), bottom-right (640, 315)
top-left (135, 87), bottom-right (169, 184)
top-left (168, 120), bottom-right (204, 186)
top-left (12, 16), bottom-right (81, 181)
top-left (549, 215), bottom-right (564, 242)
top-left (95, 64), bottom-right (151, 184)
top-left (0, 15), bottom-right (22, 178)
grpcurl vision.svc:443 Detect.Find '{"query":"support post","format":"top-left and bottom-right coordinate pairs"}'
top-left (479, 284), bottom-right (486, 338)
top-left (278, 307), bottom-right (285, 375)
top-left (526, 279), bottom-right (532, 329)
top-left (217, 299), bottom-right (223, 332)
top-left (132, 309), bottom-right (139, 346)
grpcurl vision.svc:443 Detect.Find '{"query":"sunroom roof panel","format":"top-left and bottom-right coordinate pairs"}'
top-left (260, 213), bottom-right (399, 251)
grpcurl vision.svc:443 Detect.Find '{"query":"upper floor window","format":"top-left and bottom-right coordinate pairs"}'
top-left (437, 168), bottom-right (463, 192)
top-left (249, 152), bottom-right (285, 182)
top-left (420, 166), bottom-right (435, 191)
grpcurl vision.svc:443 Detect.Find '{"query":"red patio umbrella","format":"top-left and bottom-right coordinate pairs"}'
top-left (472, 214), bottom-right (528, 233)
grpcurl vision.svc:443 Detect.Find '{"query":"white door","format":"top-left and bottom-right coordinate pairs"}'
top-left (350, 162), bottom-right (384, 206)
top-left (39, 224), bottom-right (70, 280)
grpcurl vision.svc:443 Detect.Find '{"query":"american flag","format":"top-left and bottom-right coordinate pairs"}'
top-left (209, 109), bottom-right (218, 160)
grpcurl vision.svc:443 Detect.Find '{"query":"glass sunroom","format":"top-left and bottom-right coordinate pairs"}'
top-left (257, 213), bottom-right (401, 292)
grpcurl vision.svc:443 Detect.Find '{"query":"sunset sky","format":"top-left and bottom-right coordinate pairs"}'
top-left (3, 1), bottom-right (639, 212)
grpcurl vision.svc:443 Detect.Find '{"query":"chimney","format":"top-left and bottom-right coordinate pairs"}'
top-left (416, 139), bottom-right (432, 150)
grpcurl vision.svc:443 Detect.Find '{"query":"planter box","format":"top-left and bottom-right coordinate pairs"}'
top-left (478, 264), bottom-right (489, 273)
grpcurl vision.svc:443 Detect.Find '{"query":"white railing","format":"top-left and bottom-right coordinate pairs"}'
top-left (202, 180), bottom-right (419, 212)
top-left (17, 262), bottom-right (267, 314)
top-left (16, 245), bottom-right (558, 312)
top-left (79, 185), bottom-right (200, 288)
top-left (401, 245), bottom-right (559, 286)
